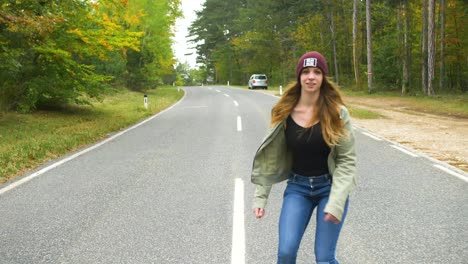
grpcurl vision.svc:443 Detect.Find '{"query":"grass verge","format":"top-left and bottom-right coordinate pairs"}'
top-left (0, 87), bottom-right (183, 184)
top-left (347, 106), bottom-right (385, 119)
top-left (342, 90), bottom-right (468, 118)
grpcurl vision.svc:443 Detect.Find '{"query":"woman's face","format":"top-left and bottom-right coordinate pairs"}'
top-left (300, 67), bottom-right (323, 93)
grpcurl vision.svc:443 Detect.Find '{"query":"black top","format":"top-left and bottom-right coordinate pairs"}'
top-left (285, 115), bottom-right (331, 176)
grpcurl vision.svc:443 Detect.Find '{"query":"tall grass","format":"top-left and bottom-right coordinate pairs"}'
top-left (0, 87), bottom-right (183, 183)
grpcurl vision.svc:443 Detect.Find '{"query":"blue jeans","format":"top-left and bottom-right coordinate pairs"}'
top-left (277, 173), bottom-right (349, 264)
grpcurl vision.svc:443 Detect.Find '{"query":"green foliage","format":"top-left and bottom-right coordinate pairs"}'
top-left (189, 0), bottom-right (245, 83)
top-left (0, 0), bottom-right (182, 112)
top-left (189, 0), bottom-right (467, 95)
top-left (174, 62), bottom-right (208, 86)
top-left (123, 0), bottom-right (182, 91)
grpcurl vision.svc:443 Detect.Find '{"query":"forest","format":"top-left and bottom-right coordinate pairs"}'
top-left (189, 0), bottom-right (467, 95)
top-left (0, 0), bottom-right (181, 112)
top-left (0, 0), bottom-right (466, 113)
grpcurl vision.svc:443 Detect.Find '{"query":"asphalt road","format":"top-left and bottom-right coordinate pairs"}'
top-left (0, 86), bottom-right (467, 264)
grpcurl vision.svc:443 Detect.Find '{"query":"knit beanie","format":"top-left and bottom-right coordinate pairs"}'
top-left (296, 51), bottom-right (328, 81)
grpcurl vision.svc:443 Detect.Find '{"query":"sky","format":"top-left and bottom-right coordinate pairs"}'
top-left (172, 0), bottom-right (205, 68)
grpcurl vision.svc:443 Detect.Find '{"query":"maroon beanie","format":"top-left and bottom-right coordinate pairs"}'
top-left (296, 51), bottom-right (328, 80)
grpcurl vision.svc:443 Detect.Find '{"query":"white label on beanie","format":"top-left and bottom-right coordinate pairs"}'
top-left (303, 58), bottom-right (318, 67)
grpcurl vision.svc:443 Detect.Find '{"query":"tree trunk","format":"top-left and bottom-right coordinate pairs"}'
top-left (353, 0), bottom-right (360, 87)
top-left (329, 1), bottom-right (339, 84)
top-left (397, 6), bottom-right (402, 91)
top-left (402, 0), bottom-right (410, 94)
top-left (421, 0), bottom-right (428, 94)
top-left (439, 0), bottom-right (446, 90)
top-left (427, 0), bottom-right (436, 96)
top-left (366, 0), bottom-right (373, 93)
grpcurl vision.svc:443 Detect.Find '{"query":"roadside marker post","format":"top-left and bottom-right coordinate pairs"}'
top-left (280, 85), bottom-right (283, 95)
top-left (144, 94), bottom-right (148, 109)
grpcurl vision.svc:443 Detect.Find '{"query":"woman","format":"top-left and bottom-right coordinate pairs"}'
top-left (251, 51), bottom-right (357, 264)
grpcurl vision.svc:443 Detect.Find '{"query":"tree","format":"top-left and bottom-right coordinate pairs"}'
top-left (352, 0), bottom-right (360, 87)
top-left (439, 0), bottom-right (446, 90)
top-left (0, 0), bottom-right (183, 112)
top-left (0, 0), bottom-right (143, 111)
top-left (400, 0), bottom-right (411, 94)
top-left (328, 0), bottom-right (339, 83)
top-left (445, 0), bottom-right (467, 91)
top-left (366, 0), bottom-right (373, 93)
top-left (189, 0), bottom-right (245, 84)
top-left (124, 0), bottom-right (182, 90)
top-left (421, 0), bottom-right (428, 94)
top-left (427, 0), bottom-right (436, 95)
top-left (188, 0), bottom-right (468, 93)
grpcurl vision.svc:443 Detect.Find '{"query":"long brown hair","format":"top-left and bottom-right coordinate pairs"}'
top-left (270, 77), bottom-right (347, 146)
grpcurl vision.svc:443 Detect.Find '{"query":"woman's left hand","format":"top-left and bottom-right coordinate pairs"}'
top-left (324, 213), bottom-right (340, 224)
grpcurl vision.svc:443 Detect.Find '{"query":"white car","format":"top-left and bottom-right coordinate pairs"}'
top-left (248, 74), bottom-right (268, 89)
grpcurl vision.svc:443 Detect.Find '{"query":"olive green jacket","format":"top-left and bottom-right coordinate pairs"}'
top-left (251, 106), bottom-right (357, 221)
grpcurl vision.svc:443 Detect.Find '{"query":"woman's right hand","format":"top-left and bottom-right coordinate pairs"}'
top-left (254, 208), bottom-right (265, 219)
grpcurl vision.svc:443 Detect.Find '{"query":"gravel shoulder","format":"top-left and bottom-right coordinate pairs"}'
top-left (345, 96), bottom-right (467, 173)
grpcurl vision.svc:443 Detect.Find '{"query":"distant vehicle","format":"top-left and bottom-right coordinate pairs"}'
top-left (248, 74), bottom-right (268, 89)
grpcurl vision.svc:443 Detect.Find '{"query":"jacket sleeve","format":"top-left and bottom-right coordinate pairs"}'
top-left (253, 184), bottom-right (272, 209)
top-left (324, 107), bottom-right (357, 222)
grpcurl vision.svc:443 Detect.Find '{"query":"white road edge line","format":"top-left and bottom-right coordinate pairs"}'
top-left (0, 91), bottom-right (187, 196)
top-left (224, 93), bottom-right (230, 97)
top-left (354, 125), bottom-right (466, 182)
top-left (237, 116), bottom-right (242, 132)
top-left (233, 100), bottom-right (239, 107)
top-left (391, 145), bottom-right (418, 157)
top-left (433, 164), bottom-right (468, 183)
top-left (391, 145), bottom-right (418, 158)
top-left (231, 178), bottom-right (245, 264)
top-left (361, 131), bottom-right (382, 141)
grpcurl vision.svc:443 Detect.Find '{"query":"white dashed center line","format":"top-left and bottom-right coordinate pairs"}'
top-left (231, 178), bottom-right (245, 264)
